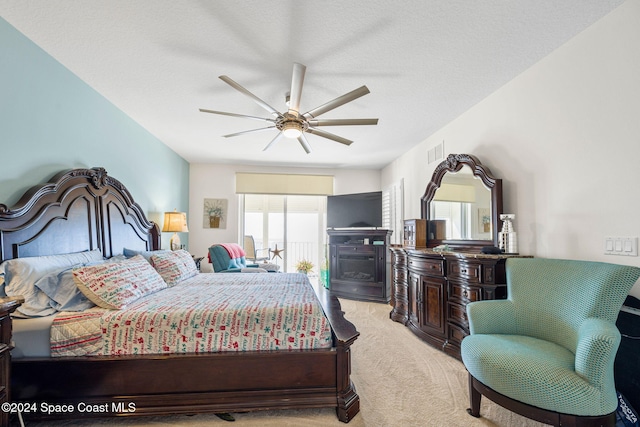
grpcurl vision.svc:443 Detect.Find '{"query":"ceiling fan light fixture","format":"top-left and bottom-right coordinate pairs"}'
top-left (282, 121), bottom-right (302, 138)
top-left (200, 63), bottom-right (377, 153)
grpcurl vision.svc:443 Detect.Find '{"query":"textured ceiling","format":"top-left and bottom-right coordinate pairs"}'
top-left (0, 1), bottom-right (625, 169)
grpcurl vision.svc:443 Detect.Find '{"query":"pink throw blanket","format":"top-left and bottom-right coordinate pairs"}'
top-left (219, 243), bottom-right (246, 259)
top-left (207, 243), bottom-right (247, 264)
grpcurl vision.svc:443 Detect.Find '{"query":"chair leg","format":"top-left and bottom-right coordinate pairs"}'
top-left (467, 372), bottom-right (481, 418)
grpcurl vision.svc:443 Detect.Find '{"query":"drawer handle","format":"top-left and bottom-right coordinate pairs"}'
top-left (460, 268), bottom-right (467, 274)
top-left (462, 290), bottom-right (469, 298)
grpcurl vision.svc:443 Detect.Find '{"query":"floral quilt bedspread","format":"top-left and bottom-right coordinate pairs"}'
top-left (51, 273), bottom-right (333, 357)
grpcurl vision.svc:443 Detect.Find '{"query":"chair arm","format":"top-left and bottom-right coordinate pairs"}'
top-left (574, 318), bottom-right (621, 387)
top-left (466, 299), bottom-right (517, 335)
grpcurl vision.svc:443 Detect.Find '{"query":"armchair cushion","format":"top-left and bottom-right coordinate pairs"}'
top-left (462, 328), bottom-right (618, 416)
top-left (462, 334), bottom-right (585, 414)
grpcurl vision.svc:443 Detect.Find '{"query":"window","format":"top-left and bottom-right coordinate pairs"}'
top-left (382, 179), bottom-right (404, 245)
top-left (431, 200), bottom-right (472, 239)
top-left (242, 194), bottom-right (327, 274)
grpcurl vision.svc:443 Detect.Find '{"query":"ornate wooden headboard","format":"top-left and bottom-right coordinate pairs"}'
top-left (0, 167), bottom-right (160, 263)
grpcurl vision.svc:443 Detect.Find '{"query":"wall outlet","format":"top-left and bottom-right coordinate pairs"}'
top-left (604, 236), bottom-right (638, 256)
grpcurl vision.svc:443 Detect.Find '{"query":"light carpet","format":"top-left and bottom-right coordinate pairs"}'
top-left (17, 299), bottom-right (549, 427)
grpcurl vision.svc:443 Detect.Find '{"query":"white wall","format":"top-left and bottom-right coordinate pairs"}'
top-left (382, 0), bottom-right (640, 298)
top-left (189, 163), bottom-right (381, 271)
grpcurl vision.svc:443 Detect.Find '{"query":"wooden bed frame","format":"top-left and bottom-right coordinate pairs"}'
top-left (0, 167), bottom-right (359, 423)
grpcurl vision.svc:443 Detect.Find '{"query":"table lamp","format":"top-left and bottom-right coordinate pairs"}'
top-left (162, 210), bottom-right (189, 250)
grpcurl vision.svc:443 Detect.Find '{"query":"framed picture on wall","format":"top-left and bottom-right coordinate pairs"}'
top-left (203, 198), bottom-right (228, 229)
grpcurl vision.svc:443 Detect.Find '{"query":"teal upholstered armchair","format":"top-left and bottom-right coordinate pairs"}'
top-left (461, 258), bottom-right (640, 427)
top-left (208, 244), bottom-right (261, 273)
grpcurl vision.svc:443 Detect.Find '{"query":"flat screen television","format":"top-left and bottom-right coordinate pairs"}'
top-left (327, 191), bottom-right (383, 229)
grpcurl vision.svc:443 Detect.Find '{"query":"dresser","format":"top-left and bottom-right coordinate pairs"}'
top-left (389, 248), bottom-right (528, 360)
top-left (0, 297), bottom-right (24, 427)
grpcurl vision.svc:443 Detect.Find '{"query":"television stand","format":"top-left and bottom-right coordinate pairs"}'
top-left (327, 229), bottom-right (392, 303)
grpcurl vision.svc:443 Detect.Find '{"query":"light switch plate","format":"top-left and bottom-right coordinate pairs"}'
top-left (604, 236), bottom-right (638, 256)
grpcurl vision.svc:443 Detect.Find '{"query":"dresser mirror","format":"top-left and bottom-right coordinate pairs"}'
top-left (421, 154), bottom-right (503, 251)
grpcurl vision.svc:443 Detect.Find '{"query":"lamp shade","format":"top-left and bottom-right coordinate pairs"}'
top-left (162, 211), bottom-right (189, 233)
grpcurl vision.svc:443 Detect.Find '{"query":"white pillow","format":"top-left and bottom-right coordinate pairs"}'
top-left (123, 248), bottom-right (169, 262)
top-left (258, 262), bottom-right (280, 272)
top-left (2, 249), bottom-right (104, 317)
top-left (34, 266), bottom-right (96, 312)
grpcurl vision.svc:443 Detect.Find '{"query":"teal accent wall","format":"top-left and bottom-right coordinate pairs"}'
top-left (0, 18), bottom-right (189, 249)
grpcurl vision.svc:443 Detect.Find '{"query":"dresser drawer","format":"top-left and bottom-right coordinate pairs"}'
top-left (337, 245), bottom-right (375, 255)
top-left (449, 282), bottom-right (481, 303)
top-left (447, 301), bottom-right (469, 328)
top-left (331, 280), bottom-right (384, 298)
top-left (393, 268), bottom-right (407, 283)
top-left (447, 322), bottom-right (469, 345)
top-left (407, 257), bottom-right (444, 276)
top-left (447, 260), bottom-right (481, 283)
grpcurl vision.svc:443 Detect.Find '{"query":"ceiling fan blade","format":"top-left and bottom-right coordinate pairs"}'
top-left (306, 127), bottom-right (353, 146)
top-left (297, 134), bottom-right (312, 154)
top-left (223, 126), bottom-right (277, 138)
top-left (307, 118), bottom-right (378, 127)
top-left (219, 75), bottom-right (282, 118)
top-left (288, 63), bottom-right (306, 115)
top-left (263, 132), bottom-right (285, 151)
top-left (302, 85), bottom-right (370, 120)
top-left (199, 108), bottom-right (276, 123)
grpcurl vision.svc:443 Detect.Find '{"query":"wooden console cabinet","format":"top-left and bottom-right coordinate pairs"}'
top-left (402, 219), bottom-right (426, 249)
top-left (389, 248), bottom-right (527, 360)
top-left (328, 229), bottom-right (392, 303)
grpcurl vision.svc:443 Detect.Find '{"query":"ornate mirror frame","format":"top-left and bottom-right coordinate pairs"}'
top-left (420, 153), bottom-right (503, 251)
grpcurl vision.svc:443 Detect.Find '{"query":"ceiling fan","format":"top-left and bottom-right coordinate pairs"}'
top-left (199, 63), bottom-right (378, 154)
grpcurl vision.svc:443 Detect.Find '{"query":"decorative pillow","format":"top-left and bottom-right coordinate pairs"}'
top-left (258, 262), bottom-right (281, 272)
top-left (34, 265), bottom-right (95, 312)
top-left (73, 255), bottom-right (167, 309)
top-left (123, 248), bottom-right (169, 262)
top-left (150, 250), bottom-right (198, 286)
top-left (2, 249), bottom-right (104, 317)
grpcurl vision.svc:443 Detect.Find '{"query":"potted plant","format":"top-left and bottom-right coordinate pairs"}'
top-left (295, 259), bottom-right (314, 275)
top-left (204, 200), bottom-right (224, 228)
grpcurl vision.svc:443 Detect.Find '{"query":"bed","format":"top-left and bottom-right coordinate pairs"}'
top-left (0, 167), bottom-right (359, 423)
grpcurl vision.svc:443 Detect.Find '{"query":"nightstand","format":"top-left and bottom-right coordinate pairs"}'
top-left (0, 297), bottom-right (24, 427)
top-left (192, 256), bottom-right (205, 271)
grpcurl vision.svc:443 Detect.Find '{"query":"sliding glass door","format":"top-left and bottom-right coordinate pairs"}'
top-left (242, 194), bottom-right (327, 274)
